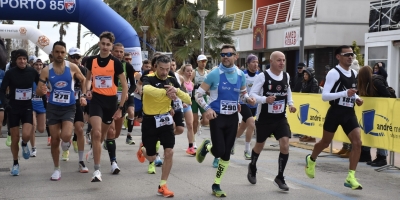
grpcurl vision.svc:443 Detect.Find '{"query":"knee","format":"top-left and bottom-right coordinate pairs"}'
top-left (37, 127), bottom-right (45, 133)
top-left (175, 127), bottom-right (184, 135)
top-left (91, 130), bottom-right (101, 140)
top-left (164, 148), bottom-right (174, 159)
top-left (352, 139), bottom-right (362, 149)
top-left (186, 123), bottom-right (193, 131)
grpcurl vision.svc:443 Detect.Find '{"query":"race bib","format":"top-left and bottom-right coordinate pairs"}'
top-left (154, 113), bottom-right (173, 128)
top-left (15, 88), bottom-right (32, 100)
top-left (95, 76), bottom-right (112, 88)
top-left (220, 100), bottom-right (237, 115)
top-left (52, 90), bottom-right (71, 104)
top-left (173, 99), bottom-right (183, 110)
top-left (268, 100), bottom-right (285, 113)
top-left (338, 97), bottom-right (355, 107)
top-left (117, 91), bottom-right (122, 102)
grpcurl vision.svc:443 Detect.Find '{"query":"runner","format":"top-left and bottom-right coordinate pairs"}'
top-left (169, 58), bottom-right (185, 136)
top-left (195, 44), bottom-right (255, 197)
top-left (247, 51), bottom-right (296, 191)
top-left (136, 54), bottom-right (191, 197)
top-left (36, 41), bottom-right (87, 181)
top-left (0, 39), bottom-right (6, 148)
top-left (305, 45), bottom-right (364, 190)
top-left (84, 31), bottom-right (128, 182)
top-left (0, 49), bottom-right (40, 176)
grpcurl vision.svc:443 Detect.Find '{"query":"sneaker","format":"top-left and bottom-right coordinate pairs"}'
top-left (10, 164), bottom-right (19, 176)
top-left (136, 143), bottom-right (146, 163)
top-left (344, 172), bottom-right (362, 190)
top-left (157, 184), bottom-right (174, 197)
top-left (6, 135), bottom-right (11, 147)
top-left (111, 161), bottom-right (120, 174)
top-left (21, 143), bottom-right (30, 160)
top-left (126, 137), bottom-right (135, 145)
top-left (79, 163), bottom-right (89, 173)
top-left (186, 147), bottom-right (196, 156)
top-left (274, 176), bottom-right (289, 191)
top-left (247, 163), bottom-right (257, 184)
top-left (148, 162), bottom-right (156, 174)
top-left (72, 141), bottom-right (78, 153)
top-left (50, 169), bottom-right (61, 181)
top-left (62, 150), bottom-right (69, 161)
top-left (47, 137), bottom-right (51, 146)
top-left (85, 133), bottom-right (91, 144)
top-left (305, 154), bottom-right (315, 178)
top-left (30, 148), bottom-right (37, 157)
top-left (196, 139), bottom-right (210, 163)
top-left (213, 158), bottom-right (219, 168)
top-left (155, 155), bottom-right (163, 167)
top-left (244, 151), bottom-right (251, 160)
top-left (91, 170), bottom-right (102, 182)
top-left (102, 141), bottom-right (107, 150)
top-left (212, 184), bottom-right (227, 197)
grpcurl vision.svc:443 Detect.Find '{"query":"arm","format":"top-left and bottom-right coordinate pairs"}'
top-left (286, 73), bottom-right (294, 106)
top-left (71, 64), bottom-right (86, 95)
top-left (126, 63), bottom-right (136, 94)
top-left (321, 70), bottom-right (347, 101)
top-left (142, 76), bottom-right (167, 98)
top-left (36, 67), bottom-right (49, 96)
top-left (0, 71), bottom-right (10, 106)
top-left (118, 73), bottom-right (129, 106)
top-left (195, 82), bottom-right (211, 111)
top-left (249, 73), bottom-right (267, 104)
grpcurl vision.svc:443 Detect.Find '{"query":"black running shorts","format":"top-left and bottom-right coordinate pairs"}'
top-left (256, 118), bottom-right (291, 143)
top-left (89, 93), bottom-right (118, 125)
top-left (323, 106), bottom-right (359, 135)
top-left (141, 114), bottom-right (175, 156)
top-left (8, 105), bottom-right (33, 128)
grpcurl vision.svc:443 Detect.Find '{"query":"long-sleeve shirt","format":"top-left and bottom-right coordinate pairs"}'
top-left (322, 65), bottom-right (359, 102)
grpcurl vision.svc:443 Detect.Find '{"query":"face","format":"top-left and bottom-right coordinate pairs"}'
top-left (28, 60), bottom-right (34, 66)
top-left (16, 56), bottom-right (27, 68)
top-left (220, 48), bottom-right (237, 68)
top-left (270, 53), bottom-right (286, 71)
top-left (303, 72), bottom-right (309, 81)
top-left (248, 60), bottom-right (258, 73)
top-left (184, 65), bottom-right (193, 77)
top-left (112, 46), bottom-right (124, 60)
top-left (52, 45), bottom-right (67, 64)
top-left (297, 66), bottom-right (304, 73)
top-left (156, 62), bottom-right (171, 80)
top-left (49, 55), bottom-right (54, 63)
top-left (336, 48), bottom-right (354, 67)
top-left (142, 63), bottom-right (151, 71)
top-left (33, 62), bottom-right (43, 73)
top-left (124, 55), bottom-right (132, 63)
top-left (99, 38), bottom-right (113, 55)
top-left (171, 61), bottom-right (177, 72)
top-left (68, 54), bottom-right (81, 65)
top-left (197, 59), bottom-right (207, 69)
top-left (374, 65), bottom-right (379, 73)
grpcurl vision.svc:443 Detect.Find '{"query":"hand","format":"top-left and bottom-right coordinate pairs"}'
top-left (347, 88), bottom-right (357, 97)
top-left (204, 108), bottom-right (217, 120)
top-left (169, 109), bottom-right (175, 116)
top-left (356, 98), bottom-right (363, 106)
top-left (86, 91), bottom-right (92, 100)
top-left (165, 85), bottom-right (177, 95)
top-left (112, 108), bottom-right (122, 120)
top-left (183, 103), bottom-right (188, 108)
top-left (289, 105), bottom-right (296, 113)
top-left (167, 93), bottom-right (177, 100)
top-left (80, 97), bottom-right (87, 106)
top-left (247, 97), bottom-right (256, 106)
top-left (266, 95), bottom-right (276, 104)
top-left (40, 84), bottom-right (47, 95)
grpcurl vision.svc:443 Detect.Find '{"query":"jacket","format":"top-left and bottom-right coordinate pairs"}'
top-left (301, 68), bottom-right (319, 93)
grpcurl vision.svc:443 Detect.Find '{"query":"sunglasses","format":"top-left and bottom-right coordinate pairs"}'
top-left (220, 52), bottom-right (236, 57)
top-left (70, 55), bottom-right (81, 60)
top-left (340, 53), bottom-right (354, 57)
top-left (297, 67), bottom-right (303, 69)
top-left (125, 58), bottom-right (132, 61)
top-left (199, 60), bottom-right (207, 63)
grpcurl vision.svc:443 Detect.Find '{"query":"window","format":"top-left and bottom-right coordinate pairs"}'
top-left (368, 46), bottom-right (388, 67)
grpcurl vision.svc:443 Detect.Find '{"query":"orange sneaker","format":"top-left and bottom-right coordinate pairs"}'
top-left (47, 137), bottom-right (51, 146)
top-left (157, 184), bottom-right (174, 197)
top-left (136, 143), bottom-right (145, 163)
top-left (186, 147), bottom-right (196, 156)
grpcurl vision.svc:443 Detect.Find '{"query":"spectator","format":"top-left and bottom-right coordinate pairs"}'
top-left (292, 62), bottom-right (305, 92)
top-left (373, 62), bottom-right (388, 80)
top-left (319, 65), bottom-right (330, 87)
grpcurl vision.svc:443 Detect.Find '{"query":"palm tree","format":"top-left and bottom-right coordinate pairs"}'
top-left (35, 21), bottom-right (40, 56)
top-left (77, 23), bottom-right (81, 48)
top-left (53, 21), bottom-right (70, 41)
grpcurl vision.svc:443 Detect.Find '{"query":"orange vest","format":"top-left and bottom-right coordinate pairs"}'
top-left (91, 58), bottom-right (117, 96)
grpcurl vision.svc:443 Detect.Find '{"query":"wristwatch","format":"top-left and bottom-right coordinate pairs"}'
top-left (80, 94), bottom-right (86, 98)
top-left (118, 106), bottom-right (124, 110)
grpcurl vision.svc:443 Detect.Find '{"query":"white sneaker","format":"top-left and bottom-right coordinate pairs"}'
top-left (30, 149), bottom-right (37, 157)
top-left (61, 141), bottom-right (71, 151)
top-left (91, 170), bottom-right (102, 182)
top-left (111, 162), bottom-right (120, 174)
top-left (50, 169), bottom-right (61, 181)
top-left (79, 163), bottom-right (89, 173)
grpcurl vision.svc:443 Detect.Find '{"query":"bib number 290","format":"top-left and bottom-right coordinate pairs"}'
top-left (220, 100), bottom-right (237, 115)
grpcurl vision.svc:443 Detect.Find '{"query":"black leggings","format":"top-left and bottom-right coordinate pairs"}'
top-left (209, 113), bottom-right (238, 161)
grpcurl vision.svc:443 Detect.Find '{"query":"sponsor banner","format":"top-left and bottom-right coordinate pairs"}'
top-left (125, 47), bottom-right (142, 72)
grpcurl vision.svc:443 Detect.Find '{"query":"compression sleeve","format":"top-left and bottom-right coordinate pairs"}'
top-left (195, 87), bottom-right (210, 111)
top-left (322, 70), bottom-right (348, 101)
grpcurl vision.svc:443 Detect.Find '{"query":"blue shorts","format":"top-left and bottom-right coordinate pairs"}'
top-left (32, 100), bottom-right (46, 114)
top-left (134, 98), bottom-right (142, 111)
top-left (183, 105), bottom-right (192, 113)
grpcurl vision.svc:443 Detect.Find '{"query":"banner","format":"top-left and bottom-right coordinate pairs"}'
top-left (125, 47), bottom-right (142, 72)
top-left (253, 24), bottom-right (267, 50)
top-left (283, 28), bottom-right (300, 47)
top-left (287, 93), bottom-right (400, 152)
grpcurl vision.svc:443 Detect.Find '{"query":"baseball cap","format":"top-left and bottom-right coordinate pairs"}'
top-left (197, 55), bottom-right (207, 61)
top-left (33, 58), bottom-right (42, 64)
top-left (68, 47), bottom-right (81, 56)
top-left (28, 55), bottom-right (37, 62)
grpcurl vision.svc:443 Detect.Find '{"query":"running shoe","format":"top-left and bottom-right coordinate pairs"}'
top-left (247, 163), bottom-right (257, 184)
top-left (10, 164), bottom-right (19, 176)
top-left (47, 137), bottom-right (51, 146)
top-left (79, 162), bottom-right (89, 173)
top-left (212, 184), bottom-right (227, 197)
top-left (136, 143), bottom-right (145, 163)
top-left (85, 133), bottom-right (91, 144)
top-left (157, 184), bottom-right (174, 197)
top-left (111, 161), bottom-right (120, 174)
top-left (155, 155), bottom-right (163, 167)
top-left (91, 170), bottom-right (102, 182)
top-left (213, 158), bottom-right (219, 168)
top-left (196, 139), bottom-right (210, 163)
top-left (126, 137), bottom-right (135, 145)
top-left (186, 147), bottom-right (196, 156)
top-left (21, 143), bottom-right (30, 160)
top-left (6, 135), bottom-right (11, 147)
top-left (30, 148), bottom-right (37, 157)
top-left (305, 154), bottom-right (315, 178)
top-left (62, 150), bottom-right (69, 161)
top-left (274, 176), bottom-right (289, 191)
top-left (102, 140), bottom-right (108, 150)
top-left (244, 151), bottom-right (251, 160)
top-left (344, 171), bottom-right (363, 190)
top-left (50, 169), bottom-right (61, 181)
top-left (72, 141), bottom-right (78, 153)
top-left (148, 162), bottom-right (156, 174)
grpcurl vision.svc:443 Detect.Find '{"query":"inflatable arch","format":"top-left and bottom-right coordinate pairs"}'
top-left (0, 0), bottom-right (142, 71)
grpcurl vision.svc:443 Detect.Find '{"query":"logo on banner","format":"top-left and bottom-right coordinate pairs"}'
top-left (64, 0), bottom-right (76, 14)
top-left (36, 35), bottom-right (50, 48)
top-left (131, 51), bottom-right (140, 57)
top-left (359, 109), bottom-right (388, 137)
top-left (19, 27), bottom-right (27, 35)
top-left (298, 104), bottom-right (322, 126)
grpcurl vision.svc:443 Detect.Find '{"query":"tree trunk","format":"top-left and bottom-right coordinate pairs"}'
top-left (35, 21), bottom-right (40, 57)
top-left (59, 25), bottom-right (63, 41)
top-left (77, 23), bottom-right (81, 48)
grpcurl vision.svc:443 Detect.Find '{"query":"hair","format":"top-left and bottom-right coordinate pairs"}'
top-left (221, 44), bottom-right (236, 52)
top-left (49, 54), bottom-right (53, 59)
top-left (357, 66), bottom-right (376, 97)
top-left (124, 52), bottom-right (131, 57)
top-left (155, 55), bottom-right (171, 66)
top-left (171, 58), bottom-right (176, 62)
top-left (113, 43), bottom-right (124, 50)
top-left (334, 45), bottom-right (352, 56)
top-left (52, 41), bottom-right (66, 50)
top-left (151, 53), bottom-right (163, 67)
top-left (99, 31), bottom-right (115, 43)
top-left (143, 59), bottom-right (150, 64)
top-left (178, 64), bottom-right (192, 76)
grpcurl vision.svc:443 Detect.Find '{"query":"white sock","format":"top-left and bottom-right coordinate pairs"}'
top-left (245, 142), bottom-right (251, 153)
top-left (193, 142), bottom-right (197, 147)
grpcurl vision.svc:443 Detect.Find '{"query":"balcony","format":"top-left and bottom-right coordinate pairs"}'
top-left (225, 9), bottom-right (253, 31)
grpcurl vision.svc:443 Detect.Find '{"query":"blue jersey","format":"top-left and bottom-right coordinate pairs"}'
top-left (48, 62), bottom-right (76, 106)
top-left (205, 67), bottom-right (245, 115)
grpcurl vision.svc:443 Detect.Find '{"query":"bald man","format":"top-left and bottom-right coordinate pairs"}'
top-left (248, 51), bottom-right (296, 191)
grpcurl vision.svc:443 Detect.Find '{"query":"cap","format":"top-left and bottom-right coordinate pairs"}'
top-left (68, 47), bottom-right (81, 56)
top-left (33, 58), bottom-right (42, 64)
top-left (28, 55), bottom-right (36, 62)
top-left (197, 55), bottom-right (207, 61)
top-left (297, 62), bottom-right (306, 67)
top-left (14, 49), bottom-right (29, 61)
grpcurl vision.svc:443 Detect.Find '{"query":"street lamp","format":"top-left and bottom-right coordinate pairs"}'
top-left (197, 10), bottom-right (209, 54)
top-left (140, 26), bottom-right (149, 51)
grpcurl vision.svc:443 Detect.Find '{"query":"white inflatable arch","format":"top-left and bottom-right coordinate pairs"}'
top-left (0, 24), bottom-right (53, 54)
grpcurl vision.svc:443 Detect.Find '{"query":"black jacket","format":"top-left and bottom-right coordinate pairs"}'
top-left (292, 72), bottom-right (303, 92)
top-left (372, 74), bottom-right (391, 97)
top-left (301, 68), bottom-right (319, 93)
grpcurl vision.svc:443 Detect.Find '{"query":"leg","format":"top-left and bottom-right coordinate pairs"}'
top-left (185, 111), bottom-right (194, 145)
top-left (347, 128), bottom-right (362, 171)
top-left (90, 116), bottom-right (103, 167)
top-left (49, 124), bottom-right (61, 168)
top-left (30, 112), bottom-right (37, 150)
top-left (310, 130), bottom-right (334, 160)
top-left (10, 127), bottom-right (20, 161)
top-left (193, 113), bottom-right (200, 135)
top-left (161, 148), bottom-right (173, 181)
